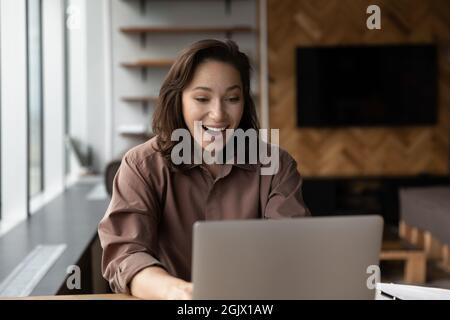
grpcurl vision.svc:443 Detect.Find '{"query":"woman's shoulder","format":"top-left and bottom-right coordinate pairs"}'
top-left (259, 142), bottom-right (297, 166)
top-left (275, 144), bottom-right (295, 163)
top-left (256, 142), bottom-right (298, 177)
top-left (122, 136), bottom-right (168, 169)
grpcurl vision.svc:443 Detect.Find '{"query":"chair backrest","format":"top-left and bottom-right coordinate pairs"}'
top-left (104, 160), bottom-right (121, 197)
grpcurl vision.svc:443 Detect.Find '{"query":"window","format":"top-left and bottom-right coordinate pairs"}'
top-left (0, 0), bottom-right (29, 235)
top-left (27, 0), bottom-right (43, 198)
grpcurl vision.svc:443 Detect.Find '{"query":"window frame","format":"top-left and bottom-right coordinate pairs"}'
top-left (64, 0), bottom-right (70, 178)
top-left (0, 0), bottom-right (2, 221)
top-left (26, 0), bottom-right (44, 208)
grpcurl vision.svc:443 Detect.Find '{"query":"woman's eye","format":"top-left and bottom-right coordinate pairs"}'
top-left (227, 97), bottom-right (240, 103)
top-left (195, 97), bottom-right (209, 103)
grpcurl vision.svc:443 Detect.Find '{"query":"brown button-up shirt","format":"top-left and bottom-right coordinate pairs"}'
top-left (98, 137), bottom-right (310, 294)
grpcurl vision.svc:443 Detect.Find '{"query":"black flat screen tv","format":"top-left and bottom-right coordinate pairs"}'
top-left (296, 44), bottom-right (438, 127)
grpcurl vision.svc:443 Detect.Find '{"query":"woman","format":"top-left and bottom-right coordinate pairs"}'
top-left (98, 39), bottom-right (310, 300)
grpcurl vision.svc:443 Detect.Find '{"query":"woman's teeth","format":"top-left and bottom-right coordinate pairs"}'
top-left (203, 125), bottom-right (227, 132)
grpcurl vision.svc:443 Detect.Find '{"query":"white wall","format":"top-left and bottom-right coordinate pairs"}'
top-left (66, 0), bottom-right (111, 174)
top-left (41, 0), bottom-right (65, 206)
top-left (0, 0), bottom-right (28, 233)
top-left (86, 0), bottom-right (108, 173)
top-left (66, 0), bottom-right (88, 175)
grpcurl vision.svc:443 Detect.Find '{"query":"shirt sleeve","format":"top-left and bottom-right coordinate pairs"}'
top-left (264, 151), bottom-right (311, 219)
top-left (98, 152), bottom-right (165, 294)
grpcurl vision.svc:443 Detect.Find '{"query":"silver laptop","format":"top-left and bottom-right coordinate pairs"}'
top-left (192, 215), bottom-right (383, 299)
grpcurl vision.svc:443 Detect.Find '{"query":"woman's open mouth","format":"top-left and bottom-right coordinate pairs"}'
top-left (202, 124), bottom-right (229, 135)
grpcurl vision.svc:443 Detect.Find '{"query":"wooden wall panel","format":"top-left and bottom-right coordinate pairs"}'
top-left (268, 0), bottom-right (450, 177)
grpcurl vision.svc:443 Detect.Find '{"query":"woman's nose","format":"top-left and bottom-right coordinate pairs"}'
top-left (208, 99), bottom-right (226, 122)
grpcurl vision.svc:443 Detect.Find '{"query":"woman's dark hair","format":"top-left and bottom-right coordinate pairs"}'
top-left (152, 39), bottom-right (259, 166)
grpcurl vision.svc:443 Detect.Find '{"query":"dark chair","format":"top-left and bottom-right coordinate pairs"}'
top-left (104, 160), bottom-right (121, 197)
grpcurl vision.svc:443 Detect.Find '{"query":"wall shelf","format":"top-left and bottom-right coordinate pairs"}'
top-left (120, 26), bottom-right (255, 45)
top-left (121, 59), bottom-right (174, 68)
top-left (121, 96), bottom-right (158, 110)
top-left (120, 26), bottom-right (254, 34)
top-left (118, 124), bottom-right (154, 139)
top-left (121, 59), bottom-right (174, 79)
top-left (122, 0), bottom-right (238, 16)
top-left (119, 132), bottom-right (154, 139)
top-left (121, 96), bottom-right (158, 103)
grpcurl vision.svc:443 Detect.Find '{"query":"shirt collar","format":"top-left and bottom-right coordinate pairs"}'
top-left (170, 160), bottom-right (259, 173)
top-left (168, 140), bottom-right (261, 173)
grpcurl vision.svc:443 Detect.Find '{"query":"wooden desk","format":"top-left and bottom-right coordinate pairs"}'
top-left (5, 294), bottom-right (138, 300)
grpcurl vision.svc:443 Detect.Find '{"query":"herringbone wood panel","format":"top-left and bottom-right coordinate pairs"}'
top-left (268, 0), bottom-right (450, 177)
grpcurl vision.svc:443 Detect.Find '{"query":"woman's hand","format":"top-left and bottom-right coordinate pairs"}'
top-left (164, 279), bottom-right (193, 300)
top-left (130, 266), bottom-right (193, 300)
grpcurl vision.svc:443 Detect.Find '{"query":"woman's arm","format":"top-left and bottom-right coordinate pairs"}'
top-left (99, 151), bottom-right (170, 295)
top-left (264, 149), bottom-right (311, 218)
top-left (130, 266), bottom-right (193, 300)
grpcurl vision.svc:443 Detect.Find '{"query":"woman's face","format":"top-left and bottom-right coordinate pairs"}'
top-left (182, 60), bottom-right (244, 150)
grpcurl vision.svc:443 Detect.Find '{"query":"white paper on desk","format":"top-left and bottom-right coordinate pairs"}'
top-left (377, 283), bottom-right (450, 300)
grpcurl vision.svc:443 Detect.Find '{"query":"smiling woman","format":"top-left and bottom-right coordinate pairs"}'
top-left (152, 39), bottom-right (259, 172)
top-left (182, 63), bottom-right (244, 143)
top-left (98, 39), bottom-right (311, 300)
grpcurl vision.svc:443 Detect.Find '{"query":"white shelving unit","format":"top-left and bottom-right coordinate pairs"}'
top-left (111, 0), bottom-right (266, 156)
